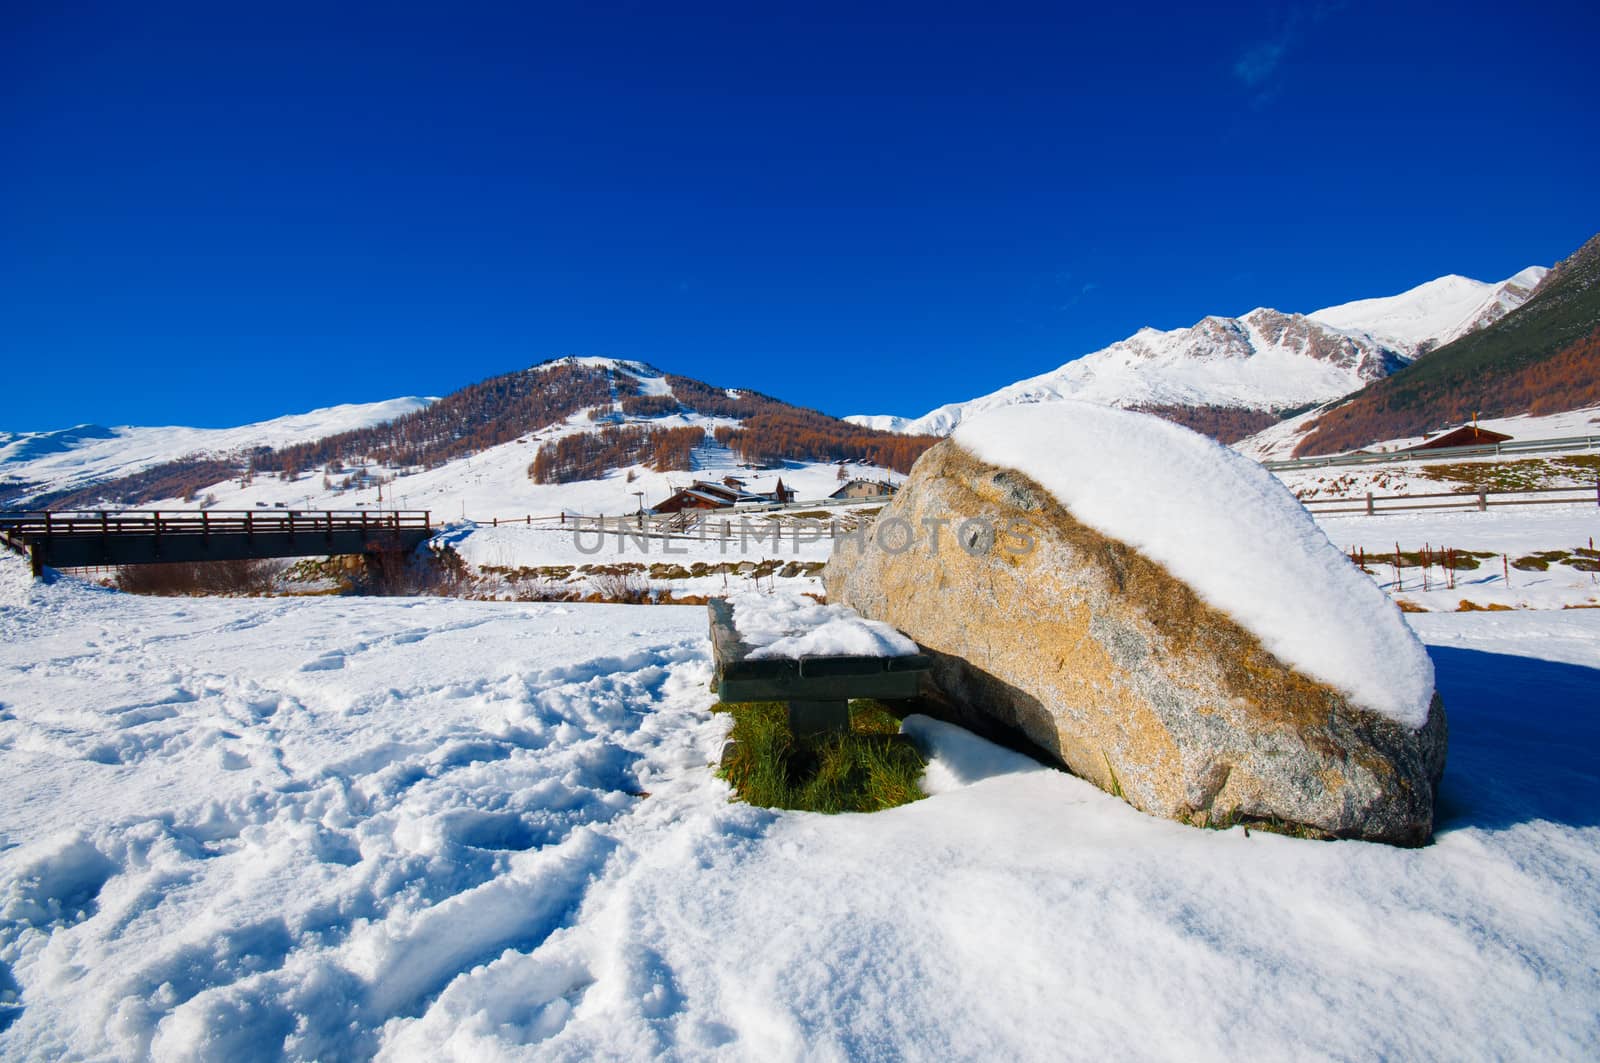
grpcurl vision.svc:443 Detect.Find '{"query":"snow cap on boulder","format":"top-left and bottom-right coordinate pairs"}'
top-left (952, 402), bottom-right (1434, 728)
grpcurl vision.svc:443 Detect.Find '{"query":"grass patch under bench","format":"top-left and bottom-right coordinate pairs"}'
top-left (714, 699), bottom-right (927, 813)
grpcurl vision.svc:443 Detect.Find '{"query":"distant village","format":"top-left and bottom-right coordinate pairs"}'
top-left (651, 472), bottom-right (898, 514)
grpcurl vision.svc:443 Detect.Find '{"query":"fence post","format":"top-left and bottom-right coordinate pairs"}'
top-left (153, 511), bottom-right (161, 557)
top-left (1365, 492), bottom-right (1374, 516)
top-left (1478, 491), bottom-right (1487, 512)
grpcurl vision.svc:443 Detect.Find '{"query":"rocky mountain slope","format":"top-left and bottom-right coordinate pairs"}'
top-left (848, 266), bottom-right (1547, 440)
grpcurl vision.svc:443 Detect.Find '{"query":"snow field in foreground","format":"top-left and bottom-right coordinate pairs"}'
top-left (1, 581), bottom-right (1598, 1060)
top-left (953, 403), bottom-right (1435, 726)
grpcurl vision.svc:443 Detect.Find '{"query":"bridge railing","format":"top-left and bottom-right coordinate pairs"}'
top-left (0, 509), bottom-right (433, 542)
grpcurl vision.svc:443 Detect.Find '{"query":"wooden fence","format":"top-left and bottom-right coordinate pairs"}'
top-left (1300, 483), bottom-right (1599, 516)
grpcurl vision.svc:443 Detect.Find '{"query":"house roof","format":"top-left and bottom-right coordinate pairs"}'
top-left (829, 478), bottom-right (896, 497)
top-left (1412, 425), bottom-right (1514, 450)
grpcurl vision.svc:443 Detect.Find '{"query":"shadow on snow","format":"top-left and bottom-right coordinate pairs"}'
top-left (1429, 646), bottom-right (1600, 834)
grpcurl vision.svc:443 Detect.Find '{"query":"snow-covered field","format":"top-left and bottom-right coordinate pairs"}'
top-left (2, 554), bottom-right (1598, 1060)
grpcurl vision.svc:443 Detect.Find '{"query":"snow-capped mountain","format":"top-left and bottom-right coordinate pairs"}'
top-left (1308, 267), bottom-right (1547, 356)
top-left (849, 267), bottom-right (1547, 437)
top-left (0, 397), bottom-right (435, 503)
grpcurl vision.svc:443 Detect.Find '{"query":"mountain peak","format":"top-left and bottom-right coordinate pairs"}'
top-left (1308, 266), bottom-right (1547, 353)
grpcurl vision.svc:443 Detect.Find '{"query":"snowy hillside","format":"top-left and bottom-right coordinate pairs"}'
top-left (1232, 400), bottom-right (1600, 463)
top-left (149, 361), bottom-right (900, 519)
top-left (0, 398), bottom-right (433, 505)
top-left (852, 308), bottom-right (1406, 436)
top-left (5, 357), bottom-right (905, 523)
top-left (850, 266), bottom-right (1546, 437)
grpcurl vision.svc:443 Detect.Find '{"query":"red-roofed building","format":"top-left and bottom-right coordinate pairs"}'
top-left (1411, 425), bottom-right (1513, 451)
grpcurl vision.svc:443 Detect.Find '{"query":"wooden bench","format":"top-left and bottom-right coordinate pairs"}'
top-left (707, 596), bottom-right (932, 735)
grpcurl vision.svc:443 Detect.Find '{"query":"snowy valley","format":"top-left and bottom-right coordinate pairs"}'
top-left (3, 549), bottom-right (1599, 1058)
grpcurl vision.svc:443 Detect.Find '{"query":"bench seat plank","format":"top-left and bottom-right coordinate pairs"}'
top-left (708, 597), bottom-right (930, 727)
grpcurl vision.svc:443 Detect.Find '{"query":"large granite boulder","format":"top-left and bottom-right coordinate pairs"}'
top-left (824, 404), bottom-right (1446, 846)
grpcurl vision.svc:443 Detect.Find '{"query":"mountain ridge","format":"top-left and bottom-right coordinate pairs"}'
top-left (847, 266), bottom-right (1547, 437)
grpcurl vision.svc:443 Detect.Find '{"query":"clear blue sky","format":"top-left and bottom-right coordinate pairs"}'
top-left (2, 1), bottom-right (1596, 431)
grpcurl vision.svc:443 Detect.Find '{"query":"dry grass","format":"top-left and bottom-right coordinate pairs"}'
top-left (714, 700), bottom-right (926, 814)
top-left (1416, 455), bottom-right (1600, 493)
top-left (1456, 600), bottom-right (1515, 612)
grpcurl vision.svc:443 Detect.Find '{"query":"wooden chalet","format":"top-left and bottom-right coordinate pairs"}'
top-left (652, 477), bottom-right (795, 514)
top-left (653, 481), bottom-right (742, 514)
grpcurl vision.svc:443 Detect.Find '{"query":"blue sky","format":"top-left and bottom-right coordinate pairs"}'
top-left (2, 1), bottom-right (1596, 431)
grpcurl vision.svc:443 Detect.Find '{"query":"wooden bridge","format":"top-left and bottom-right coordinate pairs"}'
top-left (0, 509), bottom-right (434, 576)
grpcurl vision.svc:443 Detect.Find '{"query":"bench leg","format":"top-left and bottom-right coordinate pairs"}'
top-left (787, 699), bottom-right (850, 737)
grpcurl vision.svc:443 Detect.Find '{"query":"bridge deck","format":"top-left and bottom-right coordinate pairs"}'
top-left (0, 510), bottom-right (433, 575)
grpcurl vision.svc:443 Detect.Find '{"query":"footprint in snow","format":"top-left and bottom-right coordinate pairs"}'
top-left (299, 653), bottom-right (346, 672)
